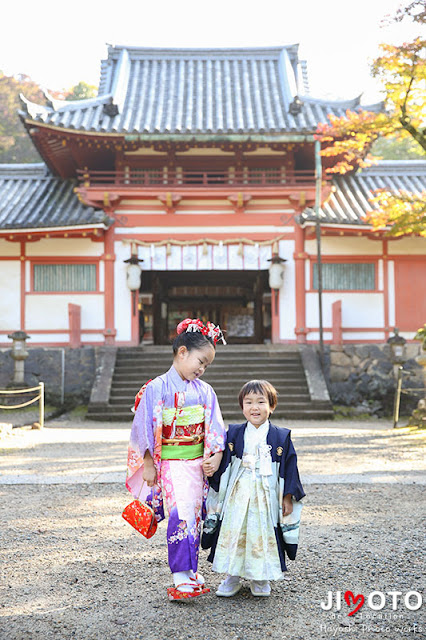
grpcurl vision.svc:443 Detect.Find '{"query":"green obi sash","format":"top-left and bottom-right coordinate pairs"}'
top-left (161, 443), bottom-right (204, 460)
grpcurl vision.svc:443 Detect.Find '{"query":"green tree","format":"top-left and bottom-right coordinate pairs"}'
top-left (370, 135), bottom-right (424, 160)
top-left (65, 81), bottom-right (97, 101)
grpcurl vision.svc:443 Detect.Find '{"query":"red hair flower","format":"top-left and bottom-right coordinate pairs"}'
top-left (176, 318), bottom-right (226, 344)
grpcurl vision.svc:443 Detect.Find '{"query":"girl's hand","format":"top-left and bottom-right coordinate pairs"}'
top-left (282, 494), bottom-right (293, 517)
top-left (143, 465), bottom-right (157, 487)
top-left (203, 451), bottom-right (223, 477)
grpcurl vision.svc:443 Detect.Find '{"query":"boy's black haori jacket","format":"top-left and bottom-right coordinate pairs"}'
top-left (202, 421), bottom-right (306, 571)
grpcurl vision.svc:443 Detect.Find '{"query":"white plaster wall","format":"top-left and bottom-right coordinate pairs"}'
top-left (99, 261), bottom-right (105, 292)
top-left (387, 237), bottom-right (426, 254)
top-left (306, 292), bottom-right (384, 328)
top-left (26, 295), bottom-right (104, 330)
top-left (29, 333), bottom-right (70, 343)
top-left (0, 240), bottom-right (20, 256)
top-left (81, 333), bottom-right (104, 343)
top-left (25, 261), bottom-right (31, 292)
top-left (307, 331), bottom-right (333, 342)
top-left (25, 238), bottom-right (104, 257)
top-left (114, 241), bottom-right (132, 342)
top-left (305, 236), bottom-right (383, 256)
top-left (342, 332), bottom-right (386, 341)
top-left (0, 262), bottom-right (20, 330)
top-left (278, 239), bottom-right (296, 341)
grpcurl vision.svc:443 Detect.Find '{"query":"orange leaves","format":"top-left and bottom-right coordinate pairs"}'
top-left (366, 189), bottom-right (426, 237)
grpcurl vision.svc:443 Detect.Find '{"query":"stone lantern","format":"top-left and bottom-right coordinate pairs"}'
top-left (7, 331), bottom-right (30, 385)
top-left (387, 328), bottom-right (406, 365)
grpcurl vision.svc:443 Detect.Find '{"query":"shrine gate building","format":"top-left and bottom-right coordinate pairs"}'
top-left (1, 45), bottom-right (425, 346)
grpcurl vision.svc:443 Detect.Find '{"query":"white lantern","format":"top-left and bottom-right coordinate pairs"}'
top-left (126, 263), bottom-right (142, 291)
top-left (124, 253), bottom-right (144, 316)
top-left (268, 255), bottom-right (286, 290)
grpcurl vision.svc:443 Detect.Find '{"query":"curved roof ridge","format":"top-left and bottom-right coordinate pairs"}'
top-left (43, 89), bottom-right (113, 111)
top-left (360, 159), bottom-right (426, 174)
top-left (19, 44), bottom-right (385, 137)
top-left (0, 162), bottom-right (47, 171)
top-left (106, 44), bottom-right (299, 57)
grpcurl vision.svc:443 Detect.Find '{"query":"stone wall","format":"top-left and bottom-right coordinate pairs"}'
top-left (0, 347), bottom-right (97, 407)
top-left (323, 344), bottom-right (424, 416)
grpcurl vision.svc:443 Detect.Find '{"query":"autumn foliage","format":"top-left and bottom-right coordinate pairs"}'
top-left (316, 2), bottom-right (426, 237)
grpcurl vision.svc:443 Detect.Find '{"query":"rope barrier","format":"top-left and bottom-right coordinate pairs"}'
top-left (0, 383), bottom-right (45, 428)
top-left (0, 394), bottom-right (41, 410)
top-left (0, 386), bottom-right (43, 395)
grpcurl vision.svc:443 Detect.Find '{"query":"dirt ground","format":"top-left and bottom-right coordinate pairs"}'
top-left (0, 419), bottom-right (425, 640)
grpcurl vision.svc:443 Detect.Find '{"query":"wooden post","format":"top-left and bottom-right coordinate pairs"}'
top-left (68, 303), bottom-right (81, 348)
top-left (254, 274), bottom-right (263, 343)
top-left (39, 382), bottom-right (45, 429)
top-left (332, 300), bottom-right (343, 345)
top-left (294, 225), bottom-right (307, 343)
top-left (103, 227), bottom-right (116, 345)
top-left (271, 289), bottom-right (280, 344)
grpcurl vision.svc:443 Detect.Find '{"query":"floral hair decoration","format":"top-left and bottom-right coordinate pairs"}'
top-left (176, 318), bottom-right (227, 345)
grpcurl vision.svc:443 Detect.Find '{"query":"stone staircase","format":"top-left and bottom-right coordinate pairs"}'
top-left (87, 345), bottom-right (334, 421)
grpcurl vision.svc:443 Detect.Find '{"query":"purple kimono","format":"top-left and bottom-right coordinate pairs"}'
top-left (126, 365), bottom-right (226, 574)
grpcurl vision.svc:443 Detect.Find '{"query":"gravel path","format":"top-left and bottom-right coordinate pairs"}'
top-left (0, 418), bottom-right (425, 640)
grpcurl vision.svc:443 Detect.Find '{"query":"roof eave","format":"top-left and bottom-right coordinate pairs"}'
top-left (0, 223), bottom-right (109, 235)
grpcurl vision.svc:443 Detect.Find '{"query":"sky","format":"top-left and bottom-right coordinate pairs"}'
top-left (2, 0), bottom-right (422, 103)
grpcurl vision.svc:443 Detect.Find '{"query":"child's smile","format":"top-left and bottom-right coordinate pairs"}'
top-left (242, 392), bottom-right (272, 427)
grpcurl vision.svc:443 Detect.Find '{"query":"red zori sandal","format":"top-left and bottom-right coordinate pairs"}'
top-left (167, 583), bottom-right (210, 601)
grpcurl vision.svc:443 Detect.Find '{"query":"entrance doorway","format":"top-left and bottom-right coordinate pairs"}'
top-left (140, 270), bottom-right (271, 344)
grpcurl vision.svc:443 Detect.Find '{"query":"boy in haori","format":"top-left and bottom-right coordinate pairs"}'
top-left (126, 318), bottom-right (226, 601)
top-left (202, 380), bottom-right (305, 597)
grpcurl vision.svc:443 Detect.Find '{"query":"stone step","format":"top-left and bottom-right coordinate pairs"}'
top-left (117, 346), bottom-right (300, 355)
top-left (114, 360), bottom-right (302, 371)
top-left (112, 369), bottom-right (307, 379)
top-left (110, 381), bottom-right (308, 391)
top-left (114, 357), bottom-right (302, 366)
top-left (115, 353), bottom-right (301, 363)
top-left (87, 345), bottom-right (334, 422)
top-left (109, 384), bottom-right (310, 395)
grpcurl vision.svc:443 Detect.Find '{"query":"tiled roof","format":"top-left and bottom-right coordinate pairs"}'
top-left (0, 164), bottom-right (108, 230)
top-left (19, 45), bottom-right (382, 136)
top-left (302, 160), bottom-right (426, 226)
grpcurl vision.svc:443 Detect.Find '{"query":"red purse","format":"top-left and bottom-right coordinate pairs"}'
top-left (122, 499), bottom-right (157, 539)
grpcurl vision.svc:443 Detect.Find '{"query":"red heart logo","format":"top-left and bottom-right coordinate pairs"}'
top-left (344, 590), bottom-right (365, 616)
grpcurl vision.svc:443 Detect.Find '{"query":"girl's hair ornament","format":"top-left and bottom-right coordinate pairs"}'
top-left (176, 318), bottom-right (227, 345)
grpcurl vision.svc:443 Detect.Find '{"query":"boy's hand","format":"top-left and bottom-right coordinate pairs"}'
top-left (203, 451), bottom-right (223, 477)
top-left (282, 494), bottom-right (293, 517)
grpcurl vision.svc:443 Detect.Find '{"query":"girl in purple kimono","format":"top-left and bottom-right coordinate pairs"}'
top-left (126, 318), bottom-right (226, 600)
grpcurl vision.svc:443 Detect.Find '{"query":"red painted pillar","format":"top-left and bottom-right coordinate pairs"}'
top-left (271, 289), bottom-right (280, 344)
top-left (103, 227), bottom-right (117, 345)
top-left (294, 225), bottom-right (307, 343)
top-left (68, 304), bottom-right (82, 348)
top-left (131, 293), bottom-right (140, 346)
top-left (332, 300), bottom-right (342, 345)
